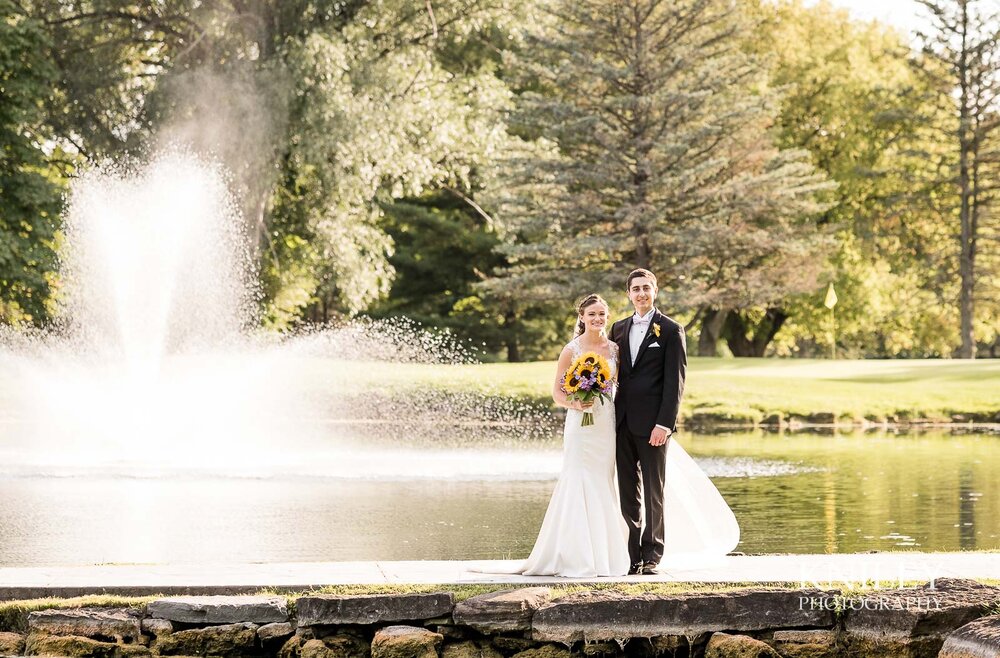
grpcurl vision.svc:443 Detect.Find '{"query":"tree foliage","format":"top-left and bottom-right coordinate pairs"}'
top-left (485, 0), bottom-right (834, 356)
top-left (3, 0), bottom-right (998, 359)
top-left (748, 0), bottom-right (963, 357)
top-left (16, 0), bottom-right (527, 327)
top-left (914, 0), bottom-right (1000, 358)
top-left (0, 1), bottom-right (62, 324)
top-left (268, 15), bottom-right (516, 320)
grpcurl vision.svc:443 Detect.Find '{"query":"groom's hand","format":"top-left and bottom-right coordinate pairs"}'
top-left (649, 426), bottom-right (671, 447)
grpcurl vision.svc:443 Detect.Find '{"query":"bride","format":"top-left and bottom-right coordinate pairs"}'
top-left (500, 294), bottom-right (739, 578)
top-left (518, 293), bottom-right (631, 577)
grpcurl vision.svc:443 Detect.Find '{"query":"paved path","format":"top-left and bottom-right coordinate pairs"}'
top-left (0, 553), bottom-right (997, 600)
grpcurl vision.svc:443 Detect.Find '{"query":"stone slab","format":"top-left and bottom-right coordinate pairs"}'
top-left (0, 631), bottom-right (26, 656)
top-left (771, 629), bottom-right (838, 658)
top-left (147, 595), bottom-right (288, 624)
top-left (24, 633), bottom-right (118, 658)
top-left (453, 588), bottom-right (552, 633)
top-left (442, 640), bottom-right (503, 658)
top-left (705, 632), bottom-right (780, 658)
top-left (258, 622), bottom-right (295, 643)
top-left (154, 622), bottom-right (257, 656)
top-left (372, 626), bottom-right (443, 658)
top-left (939, 614), bottom-right (1000, 657)
top-left (140, 618), bottom-right (174, 636)
top-left (842, 578), bottom-right (1000, 639)
top-left (531, 589), bottom-right (837, 643)
top-left (297, 593), bottom-right (455, 626)
top-left (27, 608), bottom-right (141, 641)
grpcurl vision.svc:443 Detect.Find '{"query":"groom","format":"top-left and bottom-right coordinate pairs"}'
top-left (610, 268), bottom-right (687, 575)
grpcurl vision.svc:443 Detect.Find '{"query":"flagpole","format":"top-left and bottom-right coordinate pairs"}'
top-left (830, 305), bottom-right (836, 360)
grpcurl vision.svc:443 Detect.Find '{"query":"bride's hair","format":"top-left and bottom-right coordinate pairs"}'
top-left (574, 294), bottom-right (609, 338)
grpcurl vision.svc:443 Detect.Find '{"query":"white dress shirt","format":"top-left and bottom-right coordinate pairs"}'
top-left (628, 307), bottom-right (670, 435)
top-left (629, 308), bottom-right (656, 366)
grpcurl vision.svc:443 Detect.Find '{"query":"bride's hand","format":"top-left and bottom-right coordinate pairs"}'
top-left (577, 400), bottom-right (594, 411)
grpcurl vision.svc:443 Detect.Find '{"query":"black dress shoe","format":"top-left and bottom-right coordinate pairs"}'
top-left (628, 562), bottom-right (643, 575)
top-left (642, 561), bottom-right (661, 575)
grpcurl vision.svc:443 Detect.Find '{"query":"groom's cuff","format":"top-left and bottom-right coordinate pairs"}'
top-left (655, 424), bottom-right (671, 434)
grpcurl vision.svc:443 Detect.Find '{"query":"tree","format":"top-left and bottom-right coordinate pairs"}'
top-left (487, 0), bottom-right (833, 356)
top-left (916, 0), bottom-right (1000, 358)
top-left (747, 0), bottom-right (963, 358)
top-left (20, 0), bottom-right (529, 326)
top-left (361, 193), bottom-right (505, 348)
top-left (24, 0), bottom-right (192, 158)
top-left (0, 1), bottom-right (62, 324)
top-left (266, 18), bottom-right (517, 322)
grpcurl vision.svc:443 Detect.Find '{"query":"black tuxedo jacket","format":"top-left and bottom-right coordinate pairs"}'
top-left (611, 310), bottom-right (687, 437)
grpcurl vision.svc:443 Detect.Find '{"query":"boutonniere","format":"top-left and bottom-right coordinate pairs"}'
top-left (652, 323), bottom-right (661, 338)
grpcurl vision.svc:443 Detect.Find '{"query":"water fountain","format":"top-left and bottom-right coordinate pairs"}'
top-left (0, 151), bottom-right (572, 564)
top-left (0, 151), bottom-right (553, 481)
top-left (2, 153), bottom-right (304, 476)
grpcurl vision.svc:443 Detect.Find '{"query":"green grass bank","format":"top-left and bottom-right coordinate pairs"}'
top-left (330, 357), bottom-right (1000, 427)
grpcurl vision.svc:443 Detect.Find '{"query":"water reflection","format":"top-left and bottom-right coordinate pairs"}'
top-left (959, 464), bottom-right (977, 549)
top-left (699, 430), bottom-right (999, 554)
top-left (0, 429), bottom-right (996, 566)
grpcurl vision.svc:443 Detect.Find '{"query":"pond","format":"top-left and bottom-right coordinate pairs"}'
top-left (3, 156), bottom-right (994, 567)
top-left (0, 427), bottom-right (996, 566)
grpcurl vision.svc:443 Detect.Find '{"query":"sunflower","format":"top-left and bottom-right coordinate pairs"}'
top-left (563, 369), bottom-right (581, 393)
top-left (579, 352), bottom-right (612, 378)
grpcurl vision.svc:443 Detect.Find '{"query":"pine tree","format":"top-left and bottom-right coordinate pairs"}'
top-left (915, 0), bottom-right (1000, 358)
top-left (487, 0), bottom-right (833, 345)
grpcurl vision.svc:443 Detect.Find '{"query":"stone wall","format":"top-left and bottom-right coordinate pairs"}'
top-left (1, 579), bottom-right (998, 658)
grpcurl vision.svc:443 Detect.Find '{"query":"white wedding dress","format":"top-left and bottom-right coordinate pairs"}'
top-left (517, 338), bottom-right (631, 577)
top-left (484, 337), bottom-right (740, 578)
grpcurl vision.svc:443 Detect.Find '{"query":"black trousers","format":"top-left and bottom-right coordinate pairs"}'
top-left (616, 422), bottom-right (666, 565)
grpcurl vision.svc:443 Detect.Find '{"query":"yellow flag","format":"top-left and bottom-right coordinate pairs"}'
top-left (824, 283), bottom-right (838, 309)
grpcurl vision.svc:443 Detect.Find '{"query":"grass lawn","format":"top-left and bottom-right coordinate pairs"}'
top-left (326, 357), bottom-right (1000, 425)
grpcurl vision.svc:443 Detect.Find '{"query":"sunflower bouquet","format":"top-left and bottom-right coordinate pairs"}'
top-left (563, 351), bottom-right (615, 426)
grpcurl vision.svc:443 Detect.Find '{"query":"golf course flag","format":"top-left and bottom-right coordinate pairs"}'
top-left (824, 282), bottom-right (838, 309)
top-left (825, 282), bottom-right (837, 359)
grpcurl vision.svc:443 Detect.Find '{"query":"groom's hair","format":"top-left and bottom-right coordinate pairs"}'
top-left (626, 268), bottom-right (657, 289)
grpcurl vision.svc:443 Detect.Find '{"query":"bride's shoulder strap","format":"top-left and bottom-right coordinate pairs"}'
top-left (567, 336), bottom-right (582, 357)
top-left (609, 340), bottom-right (619, 359)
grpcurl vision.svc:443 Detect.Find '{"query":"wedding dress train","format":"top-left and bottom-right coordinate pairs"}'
top-left (660, 438), bottom-right (741, 567)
